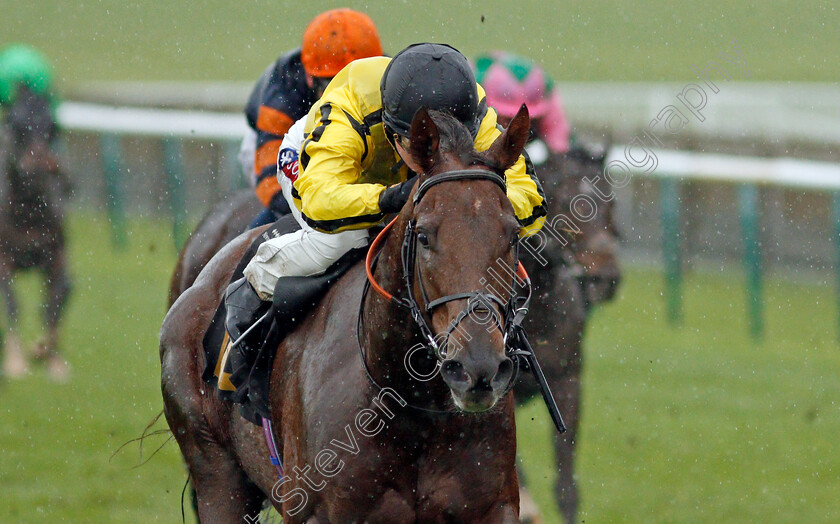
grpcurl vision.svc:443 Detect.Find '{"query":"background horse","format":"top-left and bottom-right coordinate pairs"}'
top-left (0, 85), bottom-right (72, 380)
top-left (167, 188), bottom-right (262, 306)
top-left (161, 107), bottom-right (532, 522)
top-left (516, 141), bottom-right (621, 523)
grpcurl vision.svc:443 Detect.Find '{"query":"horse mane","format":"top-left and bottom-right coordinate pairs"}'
top-left (425, 110), bottom-right (504, 175)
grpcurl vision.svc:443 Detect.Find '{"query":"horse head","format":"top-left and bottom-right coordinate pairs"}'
top-left (3, 84), bottom-right (67, 219)
top-left (396, 105), bottom-right (531, 412)
top-left (5, 84), bottom-right (62, 186)
top-left (553, 143), bottom-right (622, 308)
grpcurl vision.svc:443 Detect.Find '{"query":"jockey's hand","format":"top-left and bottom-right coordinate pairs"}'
top-left (378, 175), bottom-right (418, 214)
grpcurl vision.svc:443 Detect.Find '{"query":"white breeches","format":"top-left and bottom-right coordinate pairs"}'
top-left (242, 118), bottom-right (369, 300)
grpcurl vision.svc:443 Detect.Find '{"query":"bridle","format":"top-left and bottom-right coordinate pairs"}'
top-left (363, 169), bottom-right (531, 357)
top-left (357, 168), bottom-right (566, 432)
top-left (401, 170), bottom-right (529, 352)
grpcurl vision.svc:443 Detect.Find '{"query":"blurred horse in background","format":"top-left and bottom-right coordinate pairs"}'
top-left (167, 189), bottom-right (262, 306)
top-left (515, 140), bottom-right (621, 523)
top-left (0, 84), bottom-right (72, 380)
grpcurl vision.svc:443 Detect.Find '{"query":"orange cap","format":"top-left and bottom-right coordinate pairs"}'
top-left (301, 9), bottom-right (383, 78)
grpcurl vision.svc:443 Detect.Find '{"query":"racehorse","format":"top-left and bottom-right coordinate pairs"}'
top-left (161, 106), bottom-right (534, 522)
top-left (0, 84), bottom-right (72, 380)
top-left (167, 137), bottom-right (620, 524)
top-left (552, 145), bottom-right (621, 309)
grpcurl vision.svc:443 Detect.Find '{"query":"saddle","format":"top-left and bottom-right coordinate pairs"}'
top-left (201, 215), bottom-right (365, 424)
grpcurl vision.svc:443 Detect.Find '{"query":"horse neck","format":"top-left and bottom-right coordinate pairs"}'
top-left (361, 215), bottom-right (450, 407)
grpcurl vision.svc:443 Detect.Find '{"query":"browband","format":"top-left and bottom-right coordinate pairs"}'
top-left (413, 169), bottom-right (506, 204)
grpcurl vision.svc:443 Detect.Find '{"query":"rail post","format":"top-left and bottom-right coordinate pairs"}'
top-left (660, 178), bottom-right (683, 325)
top-left (99, 133), bottom-right (127, 248)
top-left (739, 184), bottom-right (763, 339)
top-left (834, 191), bottom-right (840, 341)
top-left (163, 138), bottom-right (188, 249)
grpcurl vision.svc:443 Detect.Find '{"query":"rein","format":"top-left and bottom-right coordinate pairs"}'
top-left (357, 168), bottom-right (566, 432)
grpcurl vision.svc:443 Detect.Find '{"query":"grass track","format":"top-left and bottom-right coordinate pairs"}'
top-left (1, 1), bottom-right (838, 84)
top-left (1, 213), bottom-right (838, 522)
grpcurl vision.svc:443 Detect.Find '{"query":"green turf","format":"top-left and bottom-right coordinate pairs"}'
top-left (517, 262), bottom-right (840, 522)
top-left (1, 1), bottom-right (838, 84)
top-left (1, 213), bottom-right (838, 522)
top-left (0, 214), bottom-right (186, 522)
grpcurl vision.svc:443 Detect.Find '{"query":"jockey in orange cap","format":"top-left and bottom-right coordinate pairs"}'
top-left (241, 9), bottom-right (383, 228)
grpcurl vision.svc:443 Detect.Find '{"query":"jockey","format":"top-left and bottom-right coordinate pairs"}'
top-left (0, 44), bottom-right (56, 109)
top-left (241, 8), bottom-right (383, 228)
top-left (225, 43), bottom-right (547, 351)
top-left (474, 51), bottom-right (571, 165)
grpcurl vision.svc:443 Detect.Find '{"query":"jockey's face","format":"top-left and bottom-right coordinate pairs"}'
top-left (393, 135), bottom-right (425, 174)
top-left (305, 74), bottom-right (333, 98)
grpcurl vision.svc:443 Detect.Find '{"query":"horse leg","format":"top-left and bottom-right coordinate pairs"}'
top-left (189, 444), bottom-right (266, 523)
top-left (551, 367), bottom-right (581, 524)
top-left (36, 254), bottom-right (72, 381)
top-left (0, 259), bottom-right (27, 378)
top-left (514, 462), bottom-right (542, 524)
top-left (164, 390), bottom-right (265, 523)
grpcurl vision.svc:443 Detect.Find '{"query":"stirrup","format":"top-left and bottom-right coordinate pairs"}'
top-left (224, 278), bottom-right (271, 351)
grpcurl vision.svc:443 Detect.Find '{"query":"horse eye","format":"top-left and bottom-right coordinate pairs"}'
top-left (417, 232), bottom-right (430, 248)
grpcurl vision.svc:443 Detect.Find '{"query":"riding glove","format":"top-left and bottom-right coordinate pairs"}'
top-left (378, 175), bottom-right (418, 214)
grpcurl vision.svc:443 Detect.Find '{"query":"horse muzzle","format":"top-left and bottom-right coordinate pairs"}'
top-left (580, 272), bottom-right (621, 309)
top-left (440, 354), bottom-right (515, 412)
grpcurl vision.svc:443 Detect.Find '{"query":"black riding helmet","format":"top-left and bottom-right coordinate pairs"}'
top-left (380, 43), bottom-right (484, 139)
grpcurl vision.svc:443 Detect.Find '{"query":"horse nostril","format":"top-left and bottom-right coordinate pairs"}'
top-left (492, 358), bottom-right (514, 390)
top-left (606, 274), bottom-right (621, 298)
top-left (441, 359), bottom-right (471, 389)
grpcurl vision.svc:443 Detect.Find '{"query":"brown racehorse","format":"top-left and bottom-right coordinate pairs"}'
top-left (167, 137), bottom-right (620, 524)
top-left (161, 106), bottom-right (535, 522)
top-left (0, 85), bottom-right (72, 380)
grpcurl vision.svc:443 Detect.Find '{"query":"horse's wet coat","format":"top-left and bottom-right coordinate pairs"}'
top-left (162, 108), bottom-right (533, 522)
top-left (167, 136), bottom-right (621, 524)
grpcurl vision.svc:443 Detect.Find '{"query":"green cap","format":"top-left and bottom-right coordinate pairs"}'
top-left (0, 44), bottom-right (54, 105)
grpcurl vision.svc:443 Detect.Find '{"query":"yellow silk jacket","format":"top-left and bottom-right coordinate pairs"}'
top-left (293, 57), bottom-right (546, 235)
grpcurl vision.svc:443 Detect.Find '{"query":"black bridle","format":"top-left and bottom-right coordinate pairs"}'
top-left (402, 170), bottom-right (516, 358)
top-left (358, 168), bottom-right (566, 432)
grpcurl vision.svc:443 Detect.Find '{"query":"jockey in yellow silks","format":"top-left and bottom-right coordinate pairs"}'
top-left (226, 43), bottom-right (547, 349)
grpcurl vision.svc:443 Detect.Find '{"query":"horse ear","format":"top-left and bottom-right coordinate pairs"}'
top-left (486, 104), bottom-right (530, 171)
top-left (408, 107), bottom-right (439, 175)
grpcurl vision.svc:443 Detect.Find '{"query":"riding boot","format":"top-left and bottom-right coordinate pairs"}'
top-left (224, 277), bottom-right (271, 356)
top-left (243, 247), bottom-right (369, 421)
